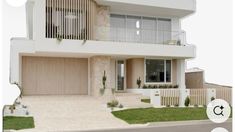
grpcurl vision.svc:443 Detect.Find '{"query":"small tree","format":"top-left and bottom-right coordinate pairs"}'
top-left (136, 77), bottom-right (142, 88)
top-left (102, 71), bottom-right (107, 89)
top-left (100, 71), bottom-right (107, 95)
top-left (184, 96), bottom-right (190, 107)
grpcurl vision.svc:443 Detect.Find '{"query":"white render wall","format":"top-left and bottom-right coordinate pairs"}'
top-left (26, 0), bottom-right (35, 40)
top-left (34, 39), bottom-right (195, 58)
top-left (177, 59), bottom-right (186, 89)
top-left (10, 39), bottom-right (35, 84)
top-left (32, 0), bottom-right (45, 41)
top-left (10, 38), bottom-right (194, 88)
top-left (11, 0), bottom-right (196, 88)
top-left (96, 0), bottom-right (196, 11)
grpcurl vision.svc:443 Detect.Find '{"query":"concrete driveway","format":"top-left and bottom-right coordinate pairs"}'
top-left (20, 95), bottom-right (145, 132)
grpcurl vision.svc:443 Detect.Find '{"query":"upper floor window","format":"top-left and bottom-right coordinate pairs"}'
top-left (110, 14), bottom-right (172, 44)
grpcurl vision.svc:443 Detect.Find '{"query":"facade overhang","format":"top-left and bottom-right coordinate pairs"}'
top-left (95, 0), bottom-right (196, 18)
top-left (11, 39), bottom-right (196, 59)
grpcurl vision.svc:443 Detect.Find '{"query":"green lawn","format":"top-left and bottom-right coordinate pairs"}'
top-left (112, 107), bottom-right (208, 124)
top-left (141, 99), bottom-right (150, 103)
top-left (3, 116), bottom-right (35, 130)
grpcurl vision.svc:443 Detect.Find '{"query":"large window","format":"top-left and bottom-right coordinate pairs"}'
top-left (157, 18), bottom-right (171, 44)
top-left (145, 59), bottom-right (172, 83)
top-left (142, 17), bottom-right (156, 43)
top-left (126, 16), bottom-right (142, 42)
top-left (110, 14), bottom-right (126, 42)
top-left (110, 14), bottom-right (172, 44)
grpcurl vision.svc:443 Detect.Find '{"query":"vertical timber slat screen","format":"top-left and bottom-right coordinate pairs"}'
top-left (216, 88), bottom-right (232, 105)
top-left (189, 89), bottom-right (207, 106)
top-left (46, 0), bottom-right (96, 40)
top-left (160, 89), bottom-right (180, 106)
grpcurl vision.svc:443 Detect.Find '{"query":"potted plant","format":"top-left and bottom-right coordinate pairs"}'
top-left (100, 71), bottom-right (107, 96)
top-left (136, 77), bottom-right (142, 88)
top-left (9, 104), bottom-right (16, 114)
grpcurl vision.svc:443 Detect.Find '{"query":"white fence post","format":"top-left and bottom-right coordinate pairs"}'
top-left (180, 89), bottom-right (190, 107)
top-left (150, 89), bottom-right (161, 107)
top-left (207, 89), bottom-right (216, 105)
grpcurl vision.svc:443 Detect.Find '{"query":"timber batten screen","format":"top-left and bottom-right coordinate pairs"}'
top-left (46, 0), bottom-right (96, 40)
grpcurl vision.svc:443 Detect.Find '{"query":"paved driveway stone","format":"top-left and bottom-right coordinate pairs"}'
top-left (20, 95), bottom-right (144, 132)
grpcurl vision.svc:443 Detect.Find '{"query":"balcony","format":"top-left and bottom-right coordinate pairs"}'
top-left (46, 26), bottom-right (187, 46)
top-left (42, 0), bottom-right (195, 58)
top-left (95, 27), bottom-right (187, 46)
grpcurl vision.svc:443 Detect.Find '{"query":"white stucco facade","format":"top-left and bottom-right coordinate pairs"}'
top-left (11, 0), bottom-right (196, 96)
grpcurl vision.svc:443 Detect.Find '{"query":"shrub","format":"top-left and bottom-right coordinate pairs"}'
top-left (136, 77), bottom-right (142, 88)
top-left (211, 97), bottom-right (215, 101)
top-left (167, 85), bottom-right (172, 88)
top-left (166, 104), bottom-right (171, 107)
top-left (142, 84), bottom-right (179, 89)
top-left (174, 104), bottom-right (179, 107)
top-left (107, 100), bottom-right (119, 108)
top-left (22, 105), bottom-right (27, 109)
top-left (163, 85), bottom-right (168, 88)
top-left (143, 85), bottom-right (148, 89)
top-left (148, 85), bottom-right (152, 88)
top-left (184, 96), bottom-right (190, 107)
top-left (203, 104), bottom-right (207, 108)
top-left (118, 104), bottom-right (124, 108)
top-left (194, 104), bottom-right (198, 107)
top-left (173, 85), bottom-right (179, 88)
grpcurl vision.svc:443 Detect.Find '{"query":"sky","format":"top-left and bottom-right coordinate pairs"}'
top-left (1, 0), bottom-right (233, 106)
top-left (182, 0), bottom-right (233, 86)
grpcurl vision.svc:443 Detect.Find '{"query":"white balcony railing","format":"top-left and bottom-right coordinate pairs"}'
top-left (95, 27), bottom-right (187, 46)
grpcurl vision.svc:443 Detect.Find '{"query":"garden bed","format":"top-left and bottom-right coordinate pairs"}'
top-left (141, 99), bottom-right (150, 103)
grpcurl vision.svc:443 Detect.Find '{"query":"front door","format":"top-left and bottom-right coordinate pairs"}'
top-left (116, 60), bottom-right (125, 91)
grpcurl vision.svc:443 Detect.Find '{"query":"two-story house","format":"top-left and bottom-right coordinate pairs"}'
top-left (10, 0), bottom-right (196, 96)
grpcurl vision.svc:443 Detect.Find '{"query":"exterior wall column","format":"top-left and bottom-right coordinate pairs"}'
top-left (177, 59), bottom-right (186, 106)
top-left (96, 6), bottom-right (110, 40)
top-left (90, 56), bottom-right (112, 97)
top-left (177, 59), bottom-right (186, 89)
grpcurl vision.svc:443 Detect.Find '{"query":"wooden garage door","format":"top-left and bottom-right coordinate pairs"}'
top-left (22, 56), bottom-right (88, 95)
